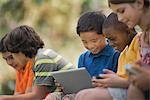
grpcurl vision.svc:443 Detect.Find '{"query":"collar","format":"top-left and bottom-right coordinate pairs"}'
top-left (88, 44), bottom-right (115, 58)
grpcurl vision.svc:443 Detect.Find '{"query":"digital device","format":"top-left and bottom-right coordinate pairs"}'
top-left (52, 67), bottom-right (93, 94)
top-left (125, 64), bottom-right (139, 75)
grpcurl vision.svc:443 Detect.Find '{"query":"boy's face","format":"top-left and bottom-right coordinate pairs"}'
top-left (104, 27), bottom-right (129, 52)
top-left (2, 52), bottom-right (22, 70)
top-left (11, 52), bottom-right (28, 69)
top-left (80, 31), bottom-right (106, 54)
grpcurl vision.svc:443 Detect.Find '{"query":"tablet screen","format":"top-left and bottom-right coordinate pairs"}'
top-left (52, 68), bottom-right (93, 94)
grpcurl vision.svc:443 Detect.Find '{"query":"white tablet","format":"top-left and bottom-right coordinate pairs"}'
top-left (52, 67), bottom-right (93, 94)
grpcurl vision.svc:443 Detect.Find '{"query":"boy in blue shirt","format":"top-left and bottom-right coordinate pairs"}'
top-left (76, 11), bottom-right (120, 77)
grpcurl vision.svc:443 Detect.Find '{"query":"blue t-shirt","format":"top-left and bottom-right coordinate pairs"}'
top-left (78, 44), bottom-right (120, 77)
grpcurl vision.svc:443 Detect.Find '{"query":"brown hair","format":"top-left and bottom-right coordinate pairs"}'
top-left (76, 11), bottom-right (106, 35)
top-left (108, 0), bottom-right (149, 8)
top-left (103, 12), bottom-right (131, 34)
top-left (4, 25), bottom-right (44, 58)
top-left (141, 25), bottom-right (150, 47)
top-left (0, 34), bottom-right (7, 53)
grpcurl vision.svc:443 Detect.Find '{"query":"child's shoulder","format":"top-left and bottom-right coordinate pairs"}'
top-left (105, 44), bottom-right (120, 54)
top-left (79, 50), bottom-right (91, 59)
top-left (36, 48), bottom-right (59, 59)
top-left (80, 50), bottom-right (90, 56)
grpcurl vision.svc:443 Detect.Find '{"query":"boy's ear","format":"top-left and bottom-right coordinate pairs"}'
top-left (135, 0), bottom-right (144, 10)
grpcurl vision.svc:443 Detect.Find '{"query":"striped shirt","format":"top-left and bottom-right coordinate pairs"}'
top-left (33, 48), bottom-right (74, 92)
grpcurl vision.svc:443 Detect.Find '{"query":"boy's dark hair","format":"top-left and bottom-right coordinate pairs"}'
top-left (76, 11), bottom-right (106, 35)
top-left (4, 25), bottom-right (44, 58)
top-left (103, 12), bottom-right (130, 34)
top-left (0, 34), bottom-right (7, 53)
top-left (108, 0), bottom-right (149, 8)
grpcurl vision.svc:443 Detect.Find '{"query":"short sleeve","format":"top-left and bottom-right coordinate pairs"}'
top-left (78, 54), bottom-right (84, 68)
top-left (33, 64), bottom-right (55, 86)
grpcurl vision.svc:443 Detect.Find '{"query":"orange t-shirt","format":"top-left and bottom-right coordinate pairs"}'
top-left (15, 60), bottom-right (34, 94)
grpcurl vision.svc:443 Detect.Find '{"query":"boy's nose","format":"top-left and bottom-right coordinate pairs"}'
top-left (87, 44), bottom-right (95, 50)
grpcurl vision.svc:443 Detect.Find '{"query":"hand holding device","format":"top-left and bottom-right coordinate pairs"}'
top-left (125, 64), bottom-right (139, 75)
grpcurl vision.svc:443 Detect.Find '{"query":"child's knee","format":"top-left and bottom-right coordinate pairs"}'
top-left (62, 94), bottom-right (75, 100)
top-left (75, 89), bottom-right (93, 100)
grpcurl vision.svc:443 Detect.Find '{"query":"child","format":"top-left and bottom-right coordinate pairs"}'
top-left (75, 12), bottom-right (140, 100)
top-left (103, 12), bottom-right (139, 79)
top-left (76, 11), bottom-right (120, 77)
top-left (0, 35), bottom-right (34, 95)
top-left (52, 11), bottom-right (120, 100)
top-left (0, 25), bottom-right (74, 100)
top-left (109, 0), bottom-right (150, 99)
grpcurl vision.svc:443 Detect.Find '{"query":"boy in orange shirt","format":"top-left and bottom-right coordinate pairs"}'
top-left (0, 35), bottom-right (34, 95)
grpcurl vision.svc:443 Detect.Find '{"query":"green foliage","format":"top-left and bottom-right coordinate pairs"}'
top-left (81, 0), bottom-right (92, 13)
top-left (0, 0), bottom-right (25, 21)
top-left (0, 0), bottom-right (26, 34)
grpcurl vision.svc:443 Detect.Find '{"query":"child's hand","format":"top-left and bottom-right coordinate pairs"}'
top-left (129, 61), bottom-right (150, 91)
top-left (92, 76), bottom-right (104, 87)
top-left (92, 69), bottom-right (122, 88)
top-left (54, 80), bottom-right (64, 92)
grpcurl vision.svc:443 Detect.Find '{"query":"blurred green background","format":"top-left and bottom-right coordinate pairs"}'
top-left (0, 0), bottom-right (111, 94)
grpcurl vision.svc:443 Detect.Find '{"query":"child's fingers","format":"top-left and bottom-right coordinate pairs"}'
top-left (99, 74), bottom-right (112, 79)
top-left (92, 78), bottom-right (108, 85)
top-left (132, 66), bottom-right (142, 73)
top-left (92, 77), bottom-right (98, 82)
top-left (92, 76), bottom-right (96, 79)
top-left (92, 82), bottom-right (104, 87)
top-left (103, 84), bottom-right (108, 88)
top-left (54, 80), bottom-right (57, 82)
top-left (103, 69), bottom-right (115, 74)
top-left (56, 87), bottom-right (64, 92)
top-left (55, 82), bottom-right (61, 87)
